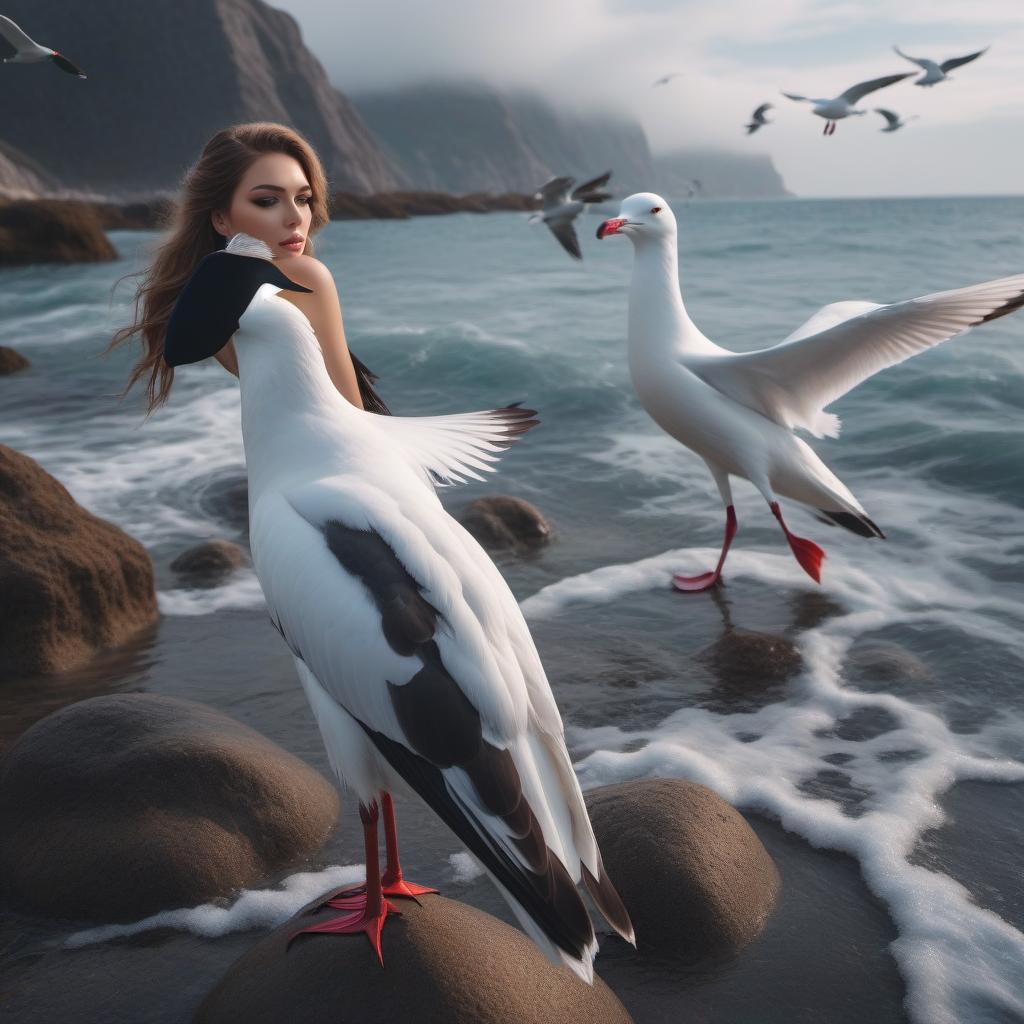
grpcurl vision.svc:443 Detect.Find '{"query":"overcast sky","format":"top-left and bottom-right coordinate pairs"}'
top-left (275, 0), bottom-right (1023, 197)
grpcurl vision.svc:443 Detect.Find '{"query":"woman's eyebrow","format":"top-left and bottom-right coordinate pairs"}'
top-left (248, 184), bottom-right (313, 193)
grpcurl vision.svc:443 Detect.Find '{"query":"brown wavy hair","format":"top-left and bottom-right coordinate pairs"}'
top-left (108, 122), bottom-right (331, 413)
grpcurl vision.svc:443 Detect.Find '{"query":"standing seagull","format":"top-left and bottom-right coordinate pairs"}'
top-left (745, 103), bottom-right (773, 135)
top-left (0, 15), bottom-right (87, 78)
top-left (533, 171), bottom-right (613, 260)
top-left (783, 73), bottom-right (912, 134)
top-left (163, 234), bottom-right (634, 976)
top-left (875, 108), bottom-right (917, 132)
top-left (596, 194), bottom-right (1024, 591)
top-left (894, 45), bottom-right (988, 86)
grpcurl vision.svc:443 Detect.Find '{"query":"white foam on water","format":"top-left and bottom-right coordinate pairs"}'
top-left (522, 542), bottom-right (1024, 1024)
top-left (63, 863), bottom-right (364, 948)
top-left (157, 571), bottom-right (267, 616)
top-left (448, 851), bottom-right (485, 884)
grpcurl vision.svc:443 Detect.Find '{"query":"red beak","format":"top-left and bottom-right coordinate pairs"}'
top-left (596, 218), bottom-right (627, 240)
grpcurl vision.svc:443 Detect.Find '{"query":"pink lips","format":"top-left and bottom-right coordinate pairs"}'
top-left (281, 235), bottom-right (304, 251)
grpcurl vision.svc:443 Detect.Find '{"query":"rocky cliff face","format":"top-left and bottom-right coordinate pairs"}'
top-left (0, 0), bottom-right (403, 198)
top-left (354, 83), bottom-right (655, 194)
top-left (654, 149), bottom-right (791, 199)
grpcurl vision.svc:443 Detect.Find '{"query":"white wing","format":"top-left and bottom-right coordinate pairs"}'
top-left (941, 47), bottom-right (988, 72)
top-left (686, 275), bottom-right (1024, 438)
top-left (838, 73), bottom-right (914, 105)
top-left (0, 15), bottom-right (41, 52)
top-left (253, 478), bottom-right (631, 976)
top-left (374, 404), bottom-right (538, 485)
top-left (893, 45), bottom-right (929, 69)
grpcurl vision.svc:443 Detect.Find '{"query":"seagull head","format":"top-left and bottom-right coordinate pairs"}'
top-left (596, 192), bottom-right (676, 244)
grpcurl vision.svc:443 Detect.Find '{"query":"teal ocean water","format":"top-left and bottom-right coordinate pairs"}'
top-left (1, 197), bottom-right (1023, 1023)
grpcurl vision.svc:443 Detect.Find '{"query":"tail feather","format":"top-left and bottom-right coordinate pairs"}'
top-left (817, 508), bottom-right (885, 538)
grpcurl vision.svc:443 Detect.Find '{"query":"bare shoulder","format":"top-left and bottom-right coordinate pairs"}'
top-left (278, 254), bottom-right (336, 293)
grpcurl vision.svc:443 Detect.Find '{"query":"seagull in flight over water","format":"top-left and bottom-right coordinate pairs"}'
top-left (893, 45), bottom-right (989, 86)
top-left (597, 193), bottom-right (1024, 591)
top-left (0, 15), bottom-right (87, 77)
top-left (533, 171), bottom-right (613, 260)
top-left (745, 103), bottom-right (773, 134)
top-left (875, 108), bottom-right (917, 132)
top-left (783, 72), bottom-right (912, 134)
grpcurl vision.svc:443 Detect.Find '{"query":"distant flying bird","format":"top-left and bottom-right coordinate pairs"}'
top-left (597, 192), bottom-right (1024, 591)
top-left (893, 45), bottom-right (988, 86)
top-left (783, 73), bottom-right (913, 135)
top-left (874, 108), bottom-right (917, 132)
top-left (0, 15), bottom-right (87, 78)
top-left (653, 73), bottom-right (684, 87)
top-left (745, 103), bottom-right (773, 134)
top-left (532, 172), bottom-right (613, 260)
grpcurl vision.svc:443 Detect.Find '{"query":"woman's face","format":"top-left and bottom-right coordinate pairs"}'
top-left (212, 152), bottom-right (314, 260)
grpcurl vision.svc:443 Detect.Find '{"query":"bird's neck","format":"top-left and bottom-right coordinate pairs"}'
top-left (628, 237), bottom-right (711, 357)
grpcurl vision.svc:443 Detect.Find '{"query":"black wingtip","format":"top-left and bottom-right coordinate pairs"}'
top-left (973, 287), bottom-right (1024, 326)
top-left (818, 509), bottom-right (885, 539)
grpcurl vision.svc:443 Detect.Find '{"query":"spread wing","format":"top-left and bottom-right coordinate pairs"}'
top-left (571, 171), bottom-right (612, 203)
top-left (254, 479), bottom-right (632, 977)
top-left (752, 103), bottom-right (772, 121)
top-left (547, 218), bottom-right (582, 260)
top-left (941, 47), bottom-right (988, 72)
top-left (535, 176), bottom-right (574, 208)
top-left (874, 108), bottom-right (900, 128)
top-left (782, 91), bottom-right (814, 103)
top-left (0, 15), bottom-right (39, 51)
top-left (839, 73), bottom-right (914, 104)
top-left (686, 275), bottom-right (1024, 438)
top-left (893, 45), bottom-right (929, 69)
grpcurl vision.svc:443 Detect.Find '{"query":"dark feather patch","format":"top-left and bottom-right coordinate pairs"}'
top-left (974, 289), bottom-right (1024, 326)
top-left (582, 861), bottom-right (634, 943)
top-left (817, 509), bottom-right (885, 539)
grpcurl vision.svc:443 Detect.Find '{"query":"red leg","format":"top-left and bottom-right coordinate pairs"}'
top-left (380, 792), bottom-right (439, 900)
top-left (288, 801), bottom-right (398, 965)
top-left (770, 501), bottom-right (825, 583)
top-left (673, 505), bottom-right (738, 592)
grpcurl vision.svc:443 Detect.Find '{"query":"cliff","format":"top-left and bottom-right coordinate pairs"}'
top-left (654, 149), bottom-right (791, 199)
top-left (0, 0), bottom-right (403, 199)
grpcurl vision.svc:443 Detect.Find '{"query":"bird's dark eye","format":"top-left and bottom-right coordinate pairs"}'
top-left (651, 206), bottom-right (662, 214)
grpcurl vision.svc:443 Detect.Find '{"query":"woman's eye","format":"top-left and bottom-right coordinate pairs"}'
top-left (253, 195), bottom-right (312, 208)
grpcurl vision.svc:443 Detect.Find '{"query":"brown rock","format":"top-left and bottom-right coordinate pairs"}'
top-left (0, 346), bottom-right (30, 375)
top-left (195, 892), bottom-right (632, 1024)
top-left (0, 445), bottom-right (158, 682)
top-left (0, 199), bottom-right (116, 266)
top-left (171, 540), bottom-right (247, 583)
top-left (0, 694), bottom-right (339, 922)
top-left (700, 629), bottom-right (803, 689)
top-left (460, 495), bottom-right (551, 551)
top-left (586, 779), bottom-right (780, 959)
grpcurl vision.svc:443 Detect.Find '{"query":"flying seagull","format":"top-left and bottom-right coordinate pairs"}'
top-left (875, 108), bottom-right (917, 132)
top-left (162, 233), bottom-right (634, 976)
top-left (783, 73), bottom-right (912, 135)
top-left (653, 73), bottom-right (684, 87)
top-left (597, 193), bottom-right (1024, 591)
top-left (0, 15), bottom-right (87, 77)
top-left (893, 45), bottom-right (988, 86)
top-left (532, 171), bottom-right (613, 260)
top-left (745, 103), bottom-right (773, 134)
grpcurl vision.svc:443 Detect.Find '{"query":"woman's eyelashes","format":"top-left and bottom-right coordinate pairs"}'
top-left (253, 194), bottom-right (312, 208)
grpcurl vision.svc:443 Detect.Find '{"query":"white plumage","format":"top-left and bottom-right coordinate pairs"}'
top-left (597, 194), bottom-right (1024, 589)
top-left (222, 235), bottom-right (632, 978)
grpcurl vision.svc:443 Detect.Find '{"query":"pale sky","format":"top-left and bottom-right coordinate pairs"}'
top-left (276, 0), bottom-right (1024, 197)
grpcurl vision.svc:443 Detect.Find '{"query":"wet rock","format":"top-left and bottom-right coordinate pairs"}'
top-left (196, 472), bottom-right (250, 535)
top-left (0, 445), bottom-right (158, 682)
top-left (0, 346), bottom-right (30, 375)
top-left (460, 495), bottom-right (551, 551)
top-left (0, 694), bottom-right (339, 922)
top-left (843, 640), bottom-right (930, 685)
top-left (586, 779), bottom-right (780, 958)
top-left (0, 199), bottom-right (117, 266)
top-left (171, 540), bottom-right (247, 584)
top-left (195, 892), bottom-right (632, 1024)
top-left (700, 628), bottom-right (803, 690)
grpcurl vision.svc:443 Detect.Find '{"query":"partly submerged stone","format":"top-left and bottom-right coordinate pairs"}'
top-left (0, 694), bottom-right (339, 922)
top-left (460, 495), bottom-right (551, 551)
top-left (0, 199), bottom-right (117, 266)
top-left (0, 346), bottom-right (30, 375)
top-left (170, 539), bottom-right (247, 584)
top-left (195, 891), bottom-right (633, 1024)
top-left (586, 778), bottom-right (780, 958)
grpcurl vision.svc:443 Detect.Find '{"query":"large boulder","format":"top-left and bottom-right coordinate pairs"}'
top-left (460, 495), bottom-right (552, 551)
top-left (0, 445), bottom-right (158, 682)
top-left (586, 779), bottom-right (780, 959)
top-left (195, 891), bottom-right (633, 1024)
top-left (0, 346), bottom-right (30, 375)
top-left (0, 694), bottom-right (340, 922)
top-left (0, 199), bottom-right (117, 266)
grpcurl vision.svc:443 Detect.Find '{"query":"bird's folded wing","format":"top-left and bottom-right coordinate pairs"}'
top-left (257, 483), bottom-right (631, 969)
top-left (839, 73), bottom-right (913, 104)
top-left (372, 404), bottom-right (538, 485)
top-left (941, 47), bottom-right (988, 72)
top-left (687, 275), bottom-right (1024, 438)
top-left (0, 15), bottom-right (35, 50)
